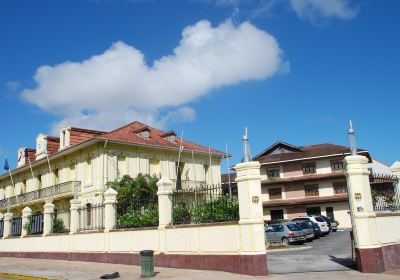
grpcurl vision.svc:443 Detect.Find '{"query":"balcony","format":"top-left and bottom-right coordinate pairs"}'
top-left (0, 181), bottom-right (81, 208)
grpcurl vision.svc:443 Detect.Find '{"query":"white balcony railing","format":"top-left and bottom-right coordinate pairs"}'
top-left (0, 181), bottom-right (81, 208)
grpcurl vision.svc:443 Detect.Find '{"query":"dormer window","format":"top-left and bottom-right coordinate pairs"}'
top-left (161, 131), bottom-right (177, 143)
top-left (59, 127), bottom-right (71, 150)
top-left (134, 126), bottom-right (151, 139)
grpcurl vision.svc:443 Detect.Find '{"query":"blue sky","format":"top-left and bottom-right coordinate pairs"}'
top-left (0, 0), bottom-right (399, 172)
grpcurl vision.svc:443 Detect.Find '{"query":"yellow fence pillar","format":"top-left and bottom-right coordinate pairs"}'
top-left (157, 177), bottom-right (173, 253)
top-left (235, 161), bottom-right (268, 275)
top-left (69, 199), bottom-right (81, 234)
top-left (43, 199), bottom-right (55, 236)
top-left (3, 212), bottom-right (13, 238)
top-left (21, 207), bottom-right (32, 237)
top-left (104, 188), bottom-right (118, 232)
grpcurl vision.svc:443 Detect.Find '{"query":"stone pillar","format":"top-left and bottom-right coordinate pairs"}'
top-left (70, 199), bottom-right (81, 234)
top-left (21, 207), bottom-right (32, 237)
top-left (235, 161), bottom-right (267, 276)
top-left (104, 188), bottom-right (118, 232)
top-left (344, 155), bottom-right (381, 272)
top-left (3, 212), bottom-right (13, 238)
top-left (157, 177), bottom-right (173, 253)
top-left (43, 199), bottom-right (55, 235)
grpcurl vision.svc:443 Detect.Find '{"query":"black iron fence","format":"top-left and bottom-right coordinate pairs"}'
top-left (171, 184), bottom-right (239, 225)
top-left (29, 213), bottom-right (44, 235)
top-left (116, 196), bottom-right (158, 229)
top-left (370, 174), bottom-right (399, 212)
top-left (0, 219), bottom-right (3, 237)
top-left (77, 203), bottom-right (104, 231)
top-left (11, 217), bottom-right (22, 236)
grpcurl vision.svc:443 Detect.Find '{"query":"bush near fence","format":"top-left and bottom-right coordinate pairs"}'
top-left (172, 185), bottom-right (239, 225)
top-left (116, 197), bottom-right (159, 228)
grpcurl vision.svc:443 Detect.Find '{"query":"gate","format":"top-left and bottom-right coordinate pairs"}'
top-left (11, 217), bottom-right (22, 236)
top-left (29, 213), bottom-right (44, 235)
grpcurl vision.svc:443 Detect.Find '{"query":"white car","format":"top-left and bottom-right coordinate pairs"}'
top-left (290, 216), bottom-right (330, 235)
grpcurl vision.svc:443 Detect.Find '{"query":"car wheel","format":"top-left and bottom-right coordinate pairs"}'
top-left (282, 237), bottom-right (289, 245)
top-left (332, 229), bottom-right (337, 232)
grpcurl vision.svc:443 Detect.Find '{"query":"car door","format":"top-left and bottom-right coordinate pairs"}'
top-left (265, 225), bottom-right (275, 242)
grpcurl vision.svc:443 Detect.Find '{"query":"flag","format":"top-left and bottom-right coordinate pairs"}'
top-left (4, 158), bottom-right (9, 171)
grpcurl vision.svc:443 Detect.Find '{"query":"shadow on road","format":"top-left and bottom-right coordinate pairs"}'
top-left (329, 255), bottom-right (357, 270)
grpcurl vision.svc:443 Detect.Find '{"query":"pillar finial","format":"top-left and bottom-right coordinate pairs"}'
top-left (347, 120), bottom-right (357, 156)
top-left (241, 127), bottom-right (252, 163)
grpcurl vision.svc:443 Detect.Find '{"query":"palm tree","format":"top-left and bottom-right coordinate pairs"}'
top-left (107, 173), bottom-right (158, 211)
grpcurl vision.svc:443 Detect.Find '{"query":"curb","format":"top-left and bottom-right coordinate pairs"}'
top-left (267, 245), bottom-right (312, 253)
top-left (0, 272), bottom-right (59, 280)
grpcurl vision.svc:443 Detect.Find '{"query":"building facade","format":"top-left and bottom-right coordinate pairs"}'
top-left (0, 121), bottom-right (224, 222)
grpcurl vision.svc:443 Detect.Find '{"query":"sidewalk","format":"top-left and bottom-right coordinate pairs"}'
top-left (0, 257), bottom-right (398, 280)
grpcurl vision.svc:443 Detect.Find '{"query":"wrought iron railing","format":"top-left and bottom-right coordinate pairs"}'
top-left (0, 181), bottom-right (81, 208)
top-left (11, 217), bottom-right (22, 236)
top-left (0, 220), bottom-right (3, 237)
top-left (29, 213), bottom-right (44, 235)
top-left (116, 196), bottom-right (158, 229)
top-left (171, 180), bottom-right (207, 189)
top-left (370, 174), bottom-right (399, 212)
top-left (77, 203), bottom-right (104, 231)
top-left (171, 184), bottom-right (239, 225)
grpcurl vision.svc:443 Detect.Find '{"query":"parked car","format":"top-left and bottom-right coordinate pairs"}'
top-left (265, 222), bottom-right (306, 245)
top-left (291, 216), bottom-right (329, 235)
top-left (320, 215), bottom-right (338, 232)
top-left (293, 220), bottom-right (315, 241)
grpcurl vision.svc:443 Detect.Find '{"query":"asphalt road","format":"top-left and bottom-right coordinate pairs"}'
top-left (267, 229), bottom-right (355, 274)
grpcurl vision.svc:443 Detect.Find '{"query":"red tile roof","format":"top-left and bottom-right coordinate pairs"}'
top-left (46, 136), bottom-right (60, 155)
top-left (255, 143), bottom-right (371, 164)
top-left (100, 121), bottom-right (225, 156)
top-left (69, 127), bottom-right (104, 146)
top-left (25, 148), bottom-right (36, 163)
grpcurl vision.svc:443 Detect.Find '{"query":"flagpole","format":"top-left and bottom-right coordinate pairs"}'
top-left (176, 132), bottom-right (184, 190)
top-left (225, 142), bottom-right (232, 197)
top-left (46, 151), bottom-right (52, 174)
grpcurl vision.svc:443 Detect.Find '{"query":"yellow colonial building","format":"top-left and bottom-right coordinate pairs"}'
top-left (0, 121), bottom-right (225, 231)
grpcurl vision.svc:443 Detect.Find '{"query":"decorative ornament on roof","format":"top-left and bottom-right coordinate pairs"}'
top-left (347, 120), bottom-right (357, 156)
top-left (241, 127), bottom-right (252, 163)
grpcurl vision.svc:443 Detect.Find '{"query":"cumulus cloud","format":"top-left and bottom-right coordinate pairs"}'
top-left (290, 0), bottom-right (359, 21)
top-left (22, 19), bottom-right (287, 133)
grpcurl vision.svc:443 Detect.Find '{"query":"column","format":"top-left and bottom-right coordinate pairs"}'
top-left (104, 188), bottom-right (118, 232)
top-left (3, 212), bottom-right (13, 238)
top-left (344, 155), bottom-right (381, 272)
top-left (70, 199), bottom-right (81, 234)
top-left (157, 177), bottom-right (173, 253)
top-left (235, 161), bottom-right (265, 251)
top-left (43, 199), bottom-right (55, 235)
top-left (21, 207), bottom-right (32, 237)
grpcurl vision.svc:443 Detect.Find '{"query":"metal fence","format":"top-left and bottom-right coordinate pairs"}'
top-left (29, 213), bottom-right (44, 235)
top-left (116, 196), bottom-right (158, 229)
top-left (11, 217), bottom-right (22, 236)
top-left (370, 174), bottom-right (399, 212)
top-left (0, 220), bottom-right (3, 237)
top-left (77, 203), bottom-right (104, 231)
top-left (171, 184), bottom-right (239, 225)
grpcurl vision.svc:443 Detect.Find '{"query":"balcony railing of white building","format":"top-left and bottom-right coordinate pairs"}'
top-left (0, 181), bottom-right (81, 208)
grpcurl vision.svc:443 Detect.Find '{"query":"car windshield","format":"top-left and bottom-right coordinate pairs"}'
top-left (315, 217), bottom-right (325, 223)
top-left (299, 221), bottom-right (313, 228)
top-left (286, 224), bottom-right (302, 231)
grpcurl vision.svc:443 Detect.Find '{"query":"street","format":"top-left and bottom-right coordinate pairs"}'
top-left (268, 230), bottom-right (354, 274)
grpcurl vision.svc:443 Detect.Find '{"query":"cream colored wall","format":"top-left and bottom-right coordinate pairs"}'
top-left (0, 224), bottom-right (242, 254)
top-left (318, 180), bottom-right (335, 196)
top-left (316, 159), bottom-right (332, 174)
top-left (374, 214), bottom-right (400, 245)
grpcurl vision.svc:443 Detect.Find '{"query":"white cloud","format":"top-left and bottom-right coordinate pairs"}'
top-left (22, 19), bottom-right (287, 133)
top-left (290, 0), bottom-right (359, 21)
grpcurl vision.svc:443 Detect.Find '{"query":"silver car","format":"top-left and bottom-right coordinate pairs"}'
top-left (265, 222), bottom-right (306, 245)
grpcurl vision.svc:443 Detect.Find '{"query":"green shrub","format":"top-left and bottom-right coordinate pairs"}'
top-left (23, 221), bottom-right (31, 235)
top-left (117, 208), bottom-right (159, 228)
top-left (52, 218), bottom-right (67, 233)
top-left (173, 196), bottom-right (239, 224)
